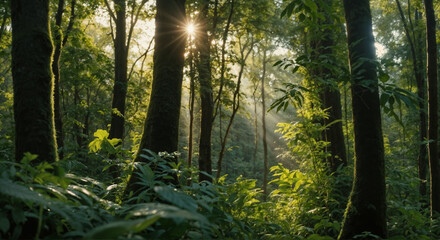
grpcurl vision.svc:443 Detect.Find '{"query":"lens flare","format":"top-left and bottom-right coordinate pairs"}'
top-left (186, 23), bottom-right (195, 36)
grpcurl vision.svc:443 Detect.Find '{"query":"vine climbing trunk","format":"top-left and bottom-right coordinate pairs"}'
top-left (339, 0), bottom-right (387, 238)
top-left (11, 0), bottom-right (58, 163)
top-left (424, 0), bottom-right (440, 216)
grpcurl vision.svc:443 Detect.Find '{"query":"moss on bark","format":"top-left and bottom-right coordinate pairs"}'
top-left (11, 0), bottom-right (58, 163)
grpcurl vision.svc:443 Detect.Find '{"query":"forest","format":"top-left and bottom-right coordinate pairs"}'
top-left (1, 0), bottom-right (440, 239)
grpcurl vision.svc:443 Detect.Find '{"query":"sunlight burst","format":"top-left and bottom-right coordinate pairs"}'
top-left (186, 23), bottom-right (196, 36)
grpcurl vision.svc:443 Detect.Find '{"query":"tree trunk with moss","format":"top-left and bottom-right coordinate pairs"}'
top-left (196, 0), bottom-right (213, 182)
top-left (11, 0), bottom-right (58, 163)
top-left (424, 0), bottom-right (440, 216)
top-left (338, 0), bottom-right (386, 238)
top-left (52, 0), bottom-right (75, 159)
top-left (52, 0), bottom-right (65, 159)
top-left (126, 0), bottom-right (186, 193)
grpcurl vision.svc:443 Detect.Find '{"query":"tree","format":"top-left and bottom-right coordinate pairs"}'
top-left (105, 0), bottom-right (148, 141)
top-left (52, 0), bottom-right (76, 159)
top-left (338, 0), bottom-right (387, 238)
top-left (308, 0), bottom-right (346, 173)
top-left (317, 5), bottom-right (346, 173)
top-left (0, 2), bottom-right (9, 43)
top-left (11, 0), bottom-right (58, 163)
top-left (126, 0), bottom-right (186, 192)
top-left (395, 0), bottom-right (427, 197)
top-left (261, 48), bottom-right (269, 201)
top-left (424, 0), bottom-right (440, 216)
top-left (196, 0), bottom-right (214, 182)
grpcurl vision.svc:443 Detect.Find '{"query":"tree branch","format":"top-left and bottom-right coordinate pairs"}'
top-left (104, 0), bottom-right (117, 22)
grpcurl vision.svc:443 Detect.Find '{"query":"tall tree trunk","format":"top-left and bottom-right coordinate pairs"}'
top-left (252, 85), bottom-right (259, 176)
top-left (415, 9), bottom-right (428, 198)
top-left (213, 0), bottom-right (234, 119)
top-left (137, 0), bottom-right (186, 154)
top-left (126, 0), bottom-right (186, 193)
top-left (343, 84), bottom-right (350, 163)
top-left (52, 0), bottom-right (66, 159)
top-left (74, 85), bottom-right (82, 148)
top-left (321, 87), bottom-right (347, 172)
top-left (187, 43), bottom-right (195, 167)
top-left (395, 0), bottom-right (427, 197)
top-left (339, 0), bottom-right (387, 238)
top-left (313, 0), bottom-right (347, 172)
top-left (0, 14), bottom-right (7, 42)
top-left (53, 0), bottom-right (76, 160)
top-left (82, 88), bottom-right (90, 144)
top-left (11, 0), bottom-right (58, 163)
top-left (261, 50), bottom-right (269, 201)
top-left (109, 0), bottom-right (128, 141)
top-left (424, 0), bottom-right (440, 216)
top-left (196, 0), bottom-right (213, 182)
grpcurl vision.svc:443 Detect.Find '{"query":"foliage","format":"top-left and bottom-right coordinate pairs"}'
top-left (0, 149), bottom-right (256, 239)
top-left (0, 0), bottom-right (439, 239)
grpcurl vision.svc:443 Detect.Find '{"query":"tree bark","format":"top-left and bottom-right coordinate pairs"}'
top-left (252, 84), bottom-right (259, 175)
top-left (261, 50), bottom-right (268, 201)
top-left (11, 0), bottom-right (58, 163)
top-left (339, 0), bottom-right (387, 238)
top-left (126, 0), bottom-right (186, 194)
top-left (137, 0), bottom-right (186, 154)
top-left (52, 0), bottom-right (75, 160)
top-left (424, 0), bottom-right (440, 216)
top-left (187, 43), bottom-right (195, 167)
top-left (196, 0), bottom-right (213, 182)
top-left (52, 0), bottom-right (66, 158)
top-left (321, 87), bottom-right (347, 172)
top-left (109, 0), bottom-right (128, 141)
top-left (415, 9), bottom-right (427, 198)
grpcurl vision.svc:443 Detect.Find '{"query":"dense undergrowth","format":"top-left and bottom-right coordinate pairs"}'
top-left (0, 130), bottom-right (438, 239)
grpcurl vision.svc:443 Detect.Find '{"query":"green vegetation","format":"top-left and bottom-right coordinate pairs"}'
top-left (1, 0), bottom-right (440, 239)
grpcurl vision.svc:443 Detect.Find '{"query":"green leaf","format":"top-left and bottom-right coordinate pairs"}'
top-left (128, 203), bottom-right (207, 222)
top-left (84, 215), bottom-right (161, 239)
top-left (154, 186), bottom-right (198, 212)
top-left (0, 179), bottom-right (48, 204)
top-left (93, 129), bottom-right (109, 140)
top-left (273, 60), bottom-right (283, 66)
